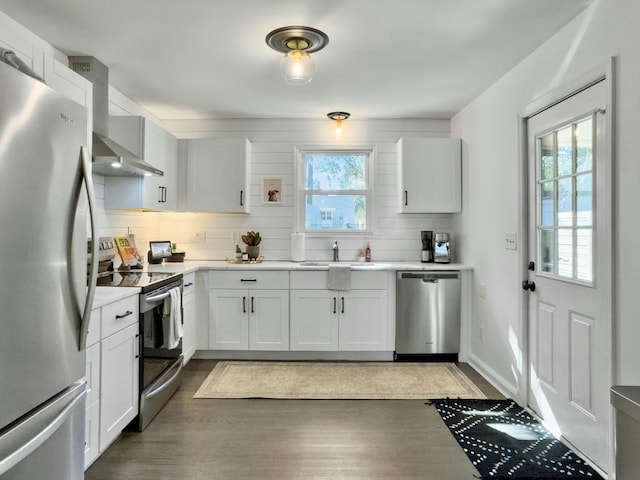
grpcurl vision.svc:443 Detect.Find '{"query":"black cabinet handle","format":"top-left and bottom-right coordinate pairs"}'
top-left (242, 296), bottom-right (246, 313)
top-left (158, 186), bottom-right (163, 203)
top-left (184, 282), bottom-right (194, 287)
top-left (241, 279), bottom-right (257, 282)
top-left (240, 190), bottom-right (244, 206)
top-left (341, 297), bottom-right (345, 314)
top-left (404, 190), bottom-right (408, 206)
top-left (115, 310), bottom-right (133, 319)
top-left (251, 297), bottom-right (255, 313)
top-left (333, 297), bottom-right (337, 314)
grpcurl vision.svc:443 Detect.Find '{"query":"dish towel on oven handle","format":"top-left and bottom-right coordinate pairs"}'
top-left (162, 287), bottom-right (183, 349)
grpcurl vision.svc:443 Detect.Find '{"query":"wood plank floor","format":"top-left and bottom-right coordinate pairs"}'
top-left (85, 360), bottom-right (502, 480)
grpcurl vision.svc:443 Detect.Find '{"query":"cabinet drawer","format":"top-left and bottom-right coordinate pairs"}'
top-left (290, 270), bottom-right (387, 290)
top-left (183, 272), bottom-right (196, 296)
top-left (209, 271), bottom-right (289, 289)
top-left (101, 295), bottom-right (139, 338)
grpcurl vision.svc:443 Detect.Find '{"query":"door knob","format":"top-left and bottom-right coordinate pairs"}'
top-left (522, 280), bottom-right (536, 292)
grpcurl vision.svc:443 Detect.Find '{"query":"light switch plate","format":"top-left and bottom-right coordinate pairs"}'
top-left (505, 232), bottom-right (517, 250)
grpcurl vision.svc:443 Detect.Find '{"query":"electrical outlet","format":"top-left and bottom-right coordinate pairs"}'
top-left (232, 230), bottom-right (241, 244)
top-left (193, 231), bottom-right (206, 243)
top-left (505, 232), bottom-right (517, 250)
top-left (479, 283), bottom-right (487, 299)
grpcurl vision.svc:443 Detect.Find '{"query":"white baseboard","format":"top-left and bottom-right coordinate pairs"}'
top-left (467, 352), bottom-right (519, 399)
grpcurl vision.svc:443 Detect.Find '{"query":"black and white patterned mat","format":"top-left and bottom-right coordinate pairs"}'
top-left (432, 398), bottom-right (602, 479)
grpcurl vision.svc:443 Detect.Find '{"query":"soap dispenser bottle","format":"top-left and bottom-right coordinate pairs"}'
top-left (365, 242), bottom-right (371, 262)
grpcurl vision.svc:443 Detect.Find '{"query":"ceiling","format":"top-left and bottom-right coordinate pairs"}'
top-left (0, 0), bottom-right (593, 121)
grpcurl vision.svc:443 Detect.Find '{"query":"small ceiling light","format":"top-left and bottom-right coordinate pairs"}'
top-left (266, 26), bottom-right (329, 85)
top-left (327, 112), bottom-right (350, 136)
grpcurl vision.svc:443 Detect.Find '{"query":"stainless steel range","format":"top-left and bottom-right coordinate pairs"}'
top-left (90, 237), bottom-right (184, 431)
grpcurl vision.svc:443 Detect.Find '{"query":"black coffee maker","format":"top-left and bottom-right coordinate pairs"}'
top-left (420, 230), bottom-right (433, 263)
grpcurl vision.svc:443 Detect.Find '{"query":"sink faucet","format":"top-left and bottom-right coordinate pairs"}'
top-left (332, 241), bottom-right (339, 262)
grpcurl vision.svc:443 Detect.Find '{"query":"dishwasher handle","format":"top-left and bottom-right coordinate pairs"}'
top-left (397, 271), bottom-right (459, 281)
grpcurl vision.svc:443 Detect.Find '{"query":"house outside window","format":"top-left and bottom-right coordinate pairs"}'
top-left (297, 149), bottom-right (372, 233)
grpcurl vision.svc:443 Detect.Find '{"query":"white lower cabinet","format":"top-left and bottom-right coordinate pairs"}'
top-left (290, 290), bottom-right (339, 350)
top-left (181, 272), bottom-right (197, 364)
top-left (84, 292), bottom-right (139, 470)
top-left (338, 290), bottom-right (388, 350)
top-left (290, 271), bottom-right (390, 352)
top-left (83, 336), bottom-right (101, 468)
top-left (290, 290), bottom-right (388, 351)
top-left (99, 322), bottom-right (139, 451)
top-left (209, 271), bottom-right (289, 351)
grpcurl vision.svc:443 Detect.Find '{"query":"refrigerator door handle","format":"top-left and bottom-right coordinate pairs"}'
top-left (0, 382), bottom-right (86, 475)
top-left (80, 145), bottom-right (99, 350)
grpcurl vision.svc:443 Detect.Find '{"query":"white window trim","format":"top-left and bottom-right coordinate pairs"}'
top-left (293, 144), bottom-right (376, 236)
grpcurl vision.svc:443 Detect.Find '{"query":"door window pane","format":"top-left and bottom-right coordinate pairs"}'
top-left (541, 181), bottom-right (554, 226)
top-left (536, 114), bottom-right (594, 284)
top-left (557, 177), bottom-right (573, 227)
top-left (576, 173), bottom-right (592, 227)
top-left (576, 118), bottom-right (593, 173)
top-left (540, 229), bottom-right (555, 273)
top-left (557, 126), bottom-right (573, 176)
top-left (557, 228), bottom-right (574, 278)
top-left (540, 134), bottom-right (555, 180)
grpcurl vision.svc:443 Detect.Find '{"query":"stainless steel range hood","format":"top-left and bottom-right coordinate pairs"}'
top-left (69, 56), bottom-right (163, 177)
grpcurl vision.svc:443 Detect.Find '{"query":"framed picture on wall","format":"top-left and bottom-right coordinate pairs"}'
top-left (262, 177), bottom-right (283, 205)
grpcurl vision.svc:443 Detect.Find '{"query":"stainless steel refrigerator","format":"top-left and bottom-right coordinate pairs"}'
top-left (0, 53), bottom-right (98, 478)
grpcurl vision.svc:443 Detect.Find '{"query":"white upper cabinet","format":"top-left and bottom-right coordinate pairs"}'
top-left (397, 138), bottom-right (462, 213)
top-left (104, 116), bottom-right (178, 211)
top-left (43, 54), bottom-right (92, 109)
top-left (185, 138), bottom-right (251, 213)
top-left (0, 13), bottom-right (41, 74)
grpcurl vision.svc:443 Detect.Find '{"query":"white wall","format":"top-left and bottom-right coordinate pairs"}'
top-left (97, 118), bottom-right (457, 263)
top-left (452, 0), bottom-right (640, 394)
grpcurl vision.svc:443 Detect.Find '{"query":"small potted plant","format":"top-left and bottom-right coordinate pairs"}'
top-left (241, 231), bottom-right (262, 260)
top-left (234, 244), bottom-right (243, 260)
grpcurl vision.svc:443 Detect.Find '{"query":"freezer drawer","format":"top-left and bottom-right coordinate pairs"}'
top-left (395, 271), bottom-right (461, 355)
top-left (0, 382), bottom-right (85, 479)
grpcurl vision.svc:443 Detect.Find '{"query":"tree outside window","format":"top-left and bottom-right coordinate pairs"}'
top-left (300, 150), bottom-right (371, 232)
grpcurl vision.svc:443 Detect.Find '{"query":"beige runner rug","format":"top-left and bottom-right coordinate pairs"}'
top-left (193, 361), bottom-right (486, 400)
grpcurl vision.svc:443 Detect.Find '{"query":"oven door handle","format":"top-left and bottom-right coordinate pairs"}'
top-left (145, 291), bottom-right (172, 303)
top-left (145, 359), bottom-right (183, 400)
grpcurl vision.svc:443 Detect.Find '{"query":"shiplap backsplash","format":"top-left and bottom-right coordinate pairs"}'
top-left (96, 118), bottom-right (457, 263)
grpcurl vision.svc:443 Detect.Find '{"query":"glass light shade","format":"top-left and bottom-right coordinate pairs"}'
top-left (280, 50), bottom-right (314, 85)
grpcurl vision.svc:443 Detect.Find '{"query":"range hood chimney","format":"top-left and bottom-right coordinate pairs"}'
top-left (69, 56), bottom-right (163, 177)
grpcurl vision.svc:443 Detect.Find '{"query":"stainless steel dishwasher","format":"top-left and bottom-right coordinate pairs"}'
top-left (395, 271), bottom-right (461, 357)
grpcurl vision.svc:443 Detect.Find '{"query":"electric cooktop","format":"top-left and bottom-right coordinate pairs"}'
top-left (96, 269), bottom-right (182, 292)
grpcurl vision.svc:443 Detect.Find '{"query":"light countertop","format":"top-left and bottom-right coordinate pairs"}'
top-left (140, 260), bottom-right (472, 274)
top-left (93, 286), bottom-right (140, 309)
top-left (93, 261), bottom-right (472, 308)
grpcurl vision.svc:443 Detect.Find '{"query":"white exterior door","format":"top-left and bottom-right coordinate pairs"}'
top-left (526, 80), bottom-right (611, 471)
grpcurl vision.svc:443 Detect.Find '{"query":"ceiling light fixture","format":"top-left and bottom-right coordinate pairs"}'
top-left (327, 112), bottom-right (350, 136)
top-left (266, 26), bottom-right (329, 85)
